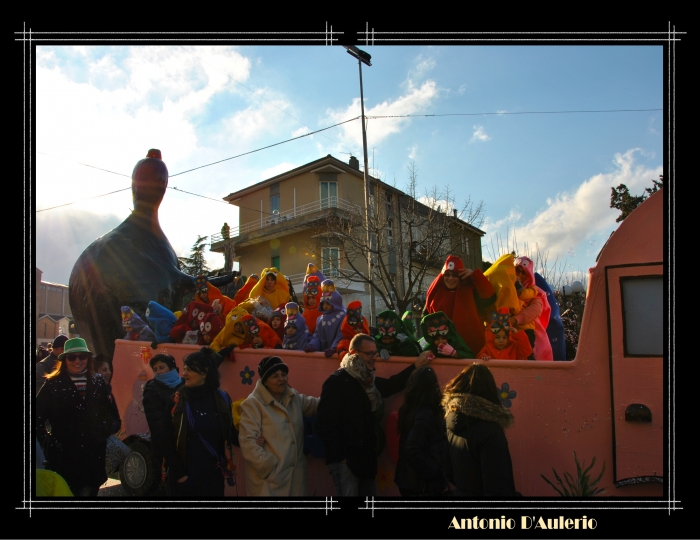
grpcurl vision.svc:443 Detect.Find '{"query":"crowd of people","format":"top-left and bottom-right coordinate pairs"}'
top-left (36, 253), bottom-right (561, 498)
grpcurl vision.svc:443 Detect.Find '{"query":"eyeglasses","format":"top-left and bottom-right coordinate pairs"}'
top-left (357, 349), bottom-right (378, 359)
top-left (65, 353), bottom-right (89, 361)
top-left (444, 272), bottom-right (459, 278)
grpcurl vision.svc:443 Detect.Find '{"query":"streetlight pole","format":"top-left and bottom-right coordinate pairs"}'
top-left (344, 45), bottom-right (376, 326)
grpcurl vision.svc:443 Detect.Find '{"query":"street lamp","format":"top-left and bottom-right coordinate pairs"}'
top-left (343, 45), bottom-right (377, 325)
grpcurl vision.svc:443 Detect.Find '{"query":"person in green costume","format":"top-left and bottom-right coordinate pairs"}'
top-left (401, 310), bottom-right (418, 340)
top-left (375, 310), bottom-right (423, 359)
top-left (420, 312), bottom-right (474, 359)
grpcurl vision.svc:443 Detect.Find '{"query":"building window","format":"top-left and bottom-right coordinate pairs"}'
top-left (271, 255), bottom-right (280, 271)
top-left (270, 194), bottom-right (280, 215)
top-left (322, 247), bottom-right (340, 278)
top-left (41, 285), bottom-right (46, 290)
top-left (621, 276), bottom-right (662, 356)
top-left (387, 220), bottom-right (393, 246)
top-left (462, 235), bottom-right (470, 257)
top-left (320, 181), bottom-right (338, 209)
top-left (386, 191), bottom-right (392, 215)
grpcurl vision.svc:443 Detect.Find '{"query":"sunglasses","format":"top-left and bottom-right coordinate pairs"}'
top-left (65, 353), bottom-right (90, 361)
top-left (357, 349), bottom-right (378, 359)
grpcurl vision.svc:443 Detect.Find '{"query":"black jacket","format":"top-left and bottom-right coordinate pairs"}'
top-left (394, 405), bottom-right (450, 495)
top-left (443, 392), bottom-right (516, 497)
top-left (143, 377), bottom-right (184, 475)
top-left (36, 370), bottom-right (121, 492)
top-left (316, 361), bottom-right (415, 480)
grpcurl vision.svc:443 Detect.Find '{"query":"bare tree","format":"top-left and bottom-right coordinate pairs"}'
top-left (310, 161), bottom-right (486, 315)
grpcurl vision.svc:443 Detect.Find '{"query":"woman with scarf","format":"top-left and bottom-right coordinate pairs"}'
top-left (166, 347), bottom-right (236, 496)
top-left (36, 338), bottom-right (121, 497)
top-left (442, 363), bottom-right (518, 497)
top-left (423, 255), bottom-right (496, 355)
top-left (143, 353), bottom-right (185, 490)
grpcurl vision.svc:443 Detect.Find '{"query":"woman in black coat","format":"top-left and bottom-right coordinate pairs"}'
top-left (36, 338), bottom-right (121, 497)
top-left (394, 366), bottom-right (451, 496)
top-left (442, 363), bottom-right (517, 497)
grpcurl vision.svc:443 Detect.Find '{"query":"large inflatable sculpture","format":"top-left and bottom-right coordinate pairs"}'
top-left (68, 149), bottom-right (233, 359)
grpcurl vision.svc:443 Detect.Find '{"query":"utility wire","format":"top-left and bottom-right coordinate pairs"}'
top-left (178, 45), bottom-right (342, 148)
top-left (169, 115), bottom-right (359, 177)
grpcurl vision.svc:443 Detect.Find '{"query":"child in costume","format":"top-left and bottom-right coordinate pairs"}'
top-left (198, 312), bottom-right (224, 347)
top-left (375, 310), bottom-right (423, 359)
top-left (420, 312), bottom-right (474, 359)
top-left (233, 274), bottom-right (259, 305)
top-left (209, 306), bottom-right (249, 359)
top-left (477, 307), bottom-right (533, 360)
top-left (336, 300), bottom-right (370, 360)
top-left (511, 256), bottom-right (553, 361)
top-left (169, 301), bottom-right (214, 344)
top-left (121, 306), bottom-right (156, 342)
top-left (239, 267), bottom-right (290, 314)
top-left (423, 255), bottom-right (496, 355)
top-left (194, 275), bottom-right (237, 318)
top-left (269, 306), bottom-right (286, 342)
top-left (401, 310), bottom-right (418, 340)
top-left (282, 303), bottom-right (311, 350)
top-left (305, 279), bottom-right (345, 356)
top-left (302, 264), bottom-right (326, 334)
top-left (239, 314), bottom-right (282, 350)
top-left (145, 300), bottom-right (177, 347)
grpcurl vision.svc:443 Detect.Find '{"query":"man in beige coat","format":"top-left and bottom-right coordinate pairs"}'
top-left (239, 356), bottom-right (320, 496)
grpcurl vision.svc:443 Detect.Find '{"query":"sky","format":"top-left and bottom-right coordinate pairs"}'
top-left (34, 45), bottom-right (664, 289)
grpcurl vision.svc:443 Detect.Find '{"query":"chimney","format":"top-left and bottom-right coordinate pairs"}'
top-left (348, 156), bottom-right (360, 170)
top-left (453, 209), bottom-right (457, 217)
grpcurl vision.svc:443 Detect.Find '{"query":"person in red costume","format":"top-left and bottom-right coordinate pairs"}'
top-left (423, 255), bottom-right (496, 355)
top-left (476, 307), bottom-right (533, 360)
top-left (239, 314), bottom-right (282, 350)
top-left (194, 275), bottom-right (237, 318)
top-left (336, 300), bottom-right (370, 360)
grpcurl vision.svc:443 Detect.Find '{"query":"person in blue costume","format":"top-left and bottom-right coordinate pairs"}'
top-left (305, 280), bottom-right (345, 357)
top-left (145, 300), bottom-right (178, 348)
top-left (534, 273), bottom-right (566, 361)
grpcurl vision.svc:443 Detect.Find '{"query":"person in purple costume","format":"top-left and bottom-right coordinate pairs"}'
top-left (305, 280), bottom-right (345, 357)
top-left (282, 304), bottom-right (311, 351)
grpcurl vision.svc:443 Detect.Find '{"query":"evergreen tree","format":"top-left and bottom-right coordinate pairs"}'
top-left (178, 235), bottom-right (211, 277)
top-left (610, 175), bottom-right (663, 223)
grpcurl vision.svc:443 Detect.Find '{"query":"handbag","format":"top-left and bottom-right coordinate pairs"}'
top-left (105, 434), bottom-right (131, 474)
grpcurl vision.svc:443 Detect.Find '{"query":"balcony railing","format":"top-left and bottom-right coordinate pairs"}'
top-left (210, 196), bottom-right (357, 244)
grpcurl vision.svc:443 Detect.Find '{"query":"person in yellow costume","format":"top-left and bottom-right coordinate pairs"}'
top-left (209, 306), bottom-right (249, 355)
top-left (239, 267), bottom-right (290, 314)
top-left (36, 469), bottom-right (74, 496)
top-left (483, 253), bottom-right (521, 320)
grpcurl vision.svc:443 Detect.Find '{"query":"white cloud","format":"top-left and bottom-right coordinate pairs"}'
top-left (458, 84), bottom-right (467, 95)
top-left (292, 126), bottom-right (310, 138)
top-left (408, 145), bottom-right (418, 160)
top-left (259, 162), bottom-right (299, 181)
top-left (469, 125), bottom-right (491, 143)
top-left (484, 148), bottom-right (663, 268)
top-left (410, 54), bottom-right (436, 80)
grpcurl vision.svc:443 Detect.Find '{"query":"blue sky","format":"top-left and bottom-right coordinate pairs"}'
top-left (35, 45), bottom-right (663, 288)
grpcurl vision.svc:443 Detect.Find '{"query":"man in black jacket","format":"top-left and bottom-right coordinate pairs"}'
top-left (35, 334), bottom-right (68, 396)
top-left (316, 333), bottom-right (433, 497)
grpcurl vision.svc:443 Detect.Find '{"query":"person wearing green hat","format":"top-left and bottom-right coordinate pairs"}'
top-left (36, 338), bottom-right (121, 497)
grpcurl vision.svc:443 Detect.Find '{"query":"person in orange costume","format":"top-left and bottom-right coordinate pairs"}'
top-left (302, 275), bottom-right (324, 335)
top-left (233, 274), bottom-right (259, 305)
top-left (477, 308), bottom-right (533, 361)
top-left (239, 314), bottom-right (282, 350)
top-left (194, 275), bottom-right (238, 318)
top-left (423, 255), bottom-right (496, 355)
top-left (336, 301), bottom-right (370, 360)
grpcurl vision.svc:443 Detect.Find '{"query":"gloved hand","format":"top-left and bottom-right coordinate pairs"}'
top-left (396, 333), bottom-right (407, 342)
top-left (379, 349), bottom-right (391, 361)
top-left (219, 345), bottom-right (236, 361)
top-left (304, 344), bottom-right (317, 353)
top-left (438, 343), bottom-right (457, 357)
top-left (151, 340), bottom-right (159, 349)
top-left (324, 347), bottom-right (336, 358)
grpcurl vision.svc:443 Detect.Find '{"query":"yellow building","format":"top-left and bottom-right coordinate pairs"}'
top-left (210, 155), bottom-right (485, 322)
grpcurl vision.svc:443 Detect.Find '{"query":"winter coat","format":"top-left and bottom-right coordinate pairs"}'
top-left (36, 369), bottom-right (121, 493)
top-left (315, 362), bottom-right (415, 480)
top-left (239, 379), bottom-right (319, 496)
top-left (169, 385), bottom-right (236, 496)
top-left (142, 377), bottom-right (184, 477)
top-left (35, 353), bottom-right (59, 396)
top-left (443, 392), bottom-right (516, 497)
top-left (394, 405), bottom-right (450, 495)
